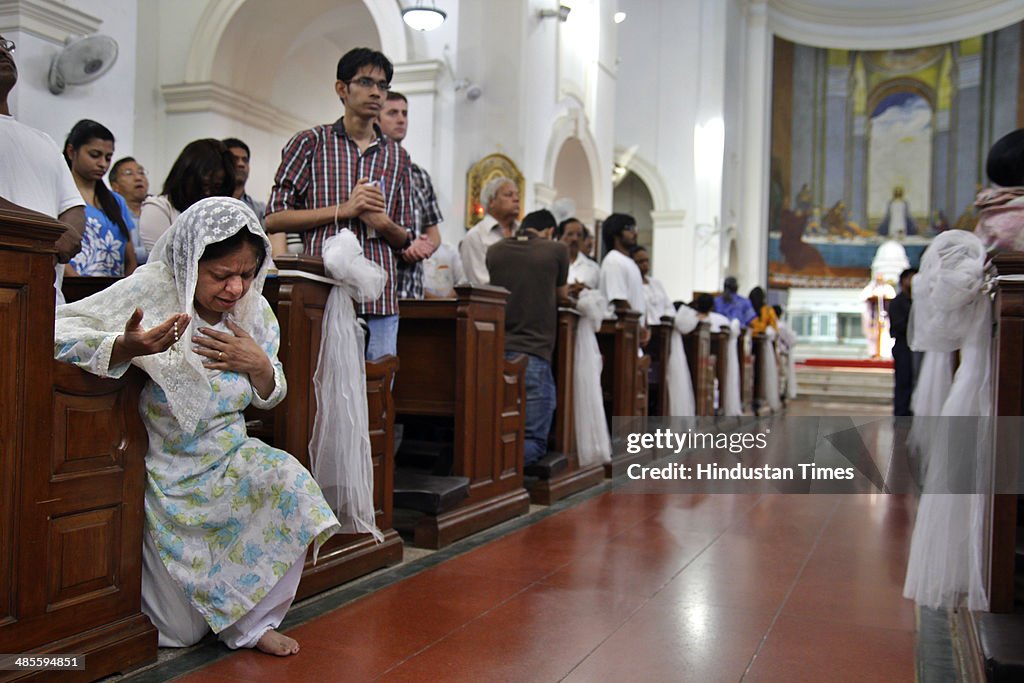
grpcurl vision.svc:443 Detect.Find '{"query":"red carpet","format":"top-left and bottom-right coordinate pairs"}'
top-left (801, 358), bottom-right (894, 370)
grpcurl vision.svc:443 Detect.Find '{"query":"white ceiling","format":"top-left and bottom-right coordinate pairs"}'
top-left (760, 0), bottom-right (1024, 49)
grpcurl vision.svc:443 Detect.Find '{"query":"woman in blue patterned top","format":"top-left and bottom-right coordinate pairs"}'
top-left (63, 119), bottom-right (137, 276)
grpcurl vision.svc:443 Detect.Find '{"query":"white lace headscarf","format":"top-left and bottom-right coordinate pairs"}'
top-left (57, 197), bottom-right (271, 435)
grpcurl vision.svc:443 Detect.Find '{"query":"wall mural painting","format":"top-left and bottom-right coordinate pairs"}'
top-left (768, 25), bottom-right (1024, 289)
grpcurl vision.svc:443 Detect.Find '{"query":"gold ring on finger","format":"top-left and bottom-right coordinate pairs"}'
top-left (219, 351), bottom-right (224, 360)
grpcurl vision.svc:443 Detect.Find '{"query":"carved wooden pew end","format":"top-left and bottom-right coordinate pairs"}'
top-left (394, 291), bottom-right (531, 549)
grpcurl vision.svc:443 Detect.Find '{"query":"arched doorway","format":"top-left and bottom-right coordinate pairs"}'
top-left (166, 0), bottom-right (407, 198)
top-left (552, 137), bottom-right (596, 226)
top-left (612, 171), bottom-right (655, 251)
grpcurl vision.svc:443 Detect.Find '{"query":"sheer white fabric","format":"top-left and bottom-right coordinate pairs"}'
top-left (777, 320), bottom-right (799, 399)
top-left (907, 351), bottom-right (954, 460)
top-left (574, 290), bottom-right (612, 466)
top-left (666, 305), bottom-right (697, 416)
top-left (56, 197), bottom-right (271, 435)
top-left (707, 313), bottom-right (742, 417)
top-left (309, 231), bottom-right (386, 541)
top-left (761, 328), bottom-right (781, 412)
top-left (903, 230), bottom-right (993, 611)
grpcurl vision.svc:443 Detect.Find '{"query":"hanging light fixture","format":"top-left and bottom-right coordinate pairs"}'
top-left (402, 1), bottom-right (447, 31)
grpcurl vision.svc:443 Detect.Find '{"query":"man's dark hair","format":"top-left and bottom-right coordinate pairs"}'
top-left (899, 268), bottom-right (917, 284)
top-left (554, 217), bottom-right (582, 240)
top-left (337, 47), bottom-right (394, 83)
top-left (162, 138), bottom-right (236, 213)
top-left (222, 137), bottom-right (250, 158)
top-left (723, 276), bottom-right (739, 294)
top-left (602, 213), bottom-right (636, 252)
top-left (109, 156), bottom-right (137, 184)
top-left (695, 293), bottom-right (715, 314)
top-left (986, 128), bottom-right (1024, 187)
top-left (520, 209), bottom-right (556, 234)
top-left (629, 245), bottom-right (647, 257)
top-left (386, 91), bottom-right (407, 103)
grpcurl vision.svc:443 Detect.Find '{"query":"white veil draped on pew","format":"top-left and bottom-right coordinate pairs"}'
top-left (307, 231), bottom-right (385, 542)
top-left (777, 320), bottom-right (799, 399)
top-left (906, 351), bottom-right (954, 462)
top-left (667, 305), bottom-right (697, 416)
top-left (574, 290), bottom-right (612, 467)
top-left (903, 230), bottom-right (993, 611)
top-left (708, 313), bottom-right (742, 417)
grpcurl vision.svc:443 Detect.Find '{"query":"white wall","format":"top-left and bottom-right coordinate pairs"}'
top-left (6, 0), bottom-right (138, 163)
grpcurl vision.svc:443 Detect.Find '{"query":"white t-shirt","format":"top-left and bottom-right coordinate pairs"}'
top-left (643, 276), bottom-right (675, 326)
top-left (459, 214), bottom-right (508, 286)
top-left (0, 115), bottom-right (85, 302)
top-left (599, 249), bottom-right (646, 321)
top-left (568, 252), bottom-right (600, 289)
top-left (139, 195), bottom-right (180, 251)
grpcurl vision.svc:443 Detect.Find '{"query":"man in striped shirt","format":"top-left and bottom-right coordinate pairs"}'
top-left (265, 47), bottom-right (429, 359)
top-left (378, 90), bottom-right (442, 300)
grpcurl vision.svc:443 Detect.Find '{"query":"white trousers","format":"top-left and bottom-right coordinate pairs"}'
top-left (140, 532), bottom-right (305, 649)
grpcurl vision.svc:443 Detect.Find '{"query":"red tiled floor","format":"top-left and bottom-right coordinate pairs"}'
top-left (377, 583), bottom-right (647, 682)
top-left (564, 601), bottom-right (777, 683)
top-left (743, 614), bottom-right (916, 683)
top-left (172, 488), bottom-right (919, 683)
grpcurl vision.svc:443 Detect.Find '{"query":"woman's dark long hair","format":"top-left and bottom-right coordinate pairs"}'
top-left (749, 286), bottom-right (766, 313)
top-left (162, 139), bottom-right (236, 213)
top-left (64, 119), bottom-right (129, 240)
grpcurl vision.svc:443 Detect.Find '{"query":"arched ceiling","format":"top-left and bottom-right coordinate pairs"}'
top-left (761, 0), bottom-right (1024, 49)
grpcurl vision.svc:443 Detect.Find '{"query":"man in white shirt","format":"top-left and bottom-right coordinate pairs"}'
top-left (0, 34), bottom-right (84, 303)
top-left (556, 217), bottom-right (599, 293)
top-left (631, 245), bottom-right (674, 327)
top-left (599, 212), bottom-right (649, 344)
top-left (459, 176), bottom-right (519, 285)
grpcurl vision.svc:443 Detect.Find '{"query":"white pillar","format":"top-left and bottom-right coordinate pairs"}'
top-left (737, 1), bottom-right (772, 287)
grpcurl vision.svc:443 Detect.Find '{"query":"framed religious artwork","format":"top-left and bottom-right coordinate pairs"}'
top-left (465, 153), bottom-right (525, 229)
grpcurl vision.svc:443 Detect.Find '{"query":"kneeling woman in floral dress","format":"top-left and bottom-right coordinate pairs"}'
top-left (55, 196), bottom-right (339, 656)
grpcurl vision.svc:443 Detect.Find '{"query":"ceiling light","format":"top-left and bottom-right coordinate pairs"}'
top-left (402, 2), bottom-right (446, 31)
top-left (614, 11), bottom-right (626, 24)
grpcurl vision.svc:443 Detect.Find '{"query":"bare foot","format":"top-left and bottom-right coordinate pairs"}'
top-left (256, 629), bottom-right (300, 656)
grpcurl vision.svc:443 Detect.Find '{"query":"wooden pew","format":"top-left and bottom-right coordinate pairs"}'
top-left (985, 251), bottom-right (1024, 613)
top-left (956, 252), bottom-right (1024, 680)
top-left (62, 274), bottom-right (120, 303)
top-left (262, 256), bottom-right (404, 598)
top-left (597, 306), bottom-right (651, 477)
top-left (684, 321), bottom-right (716, 416)
top-left (739, 328), bottom-right (755, 413)
top-left (710, 329), bottom-right (730, 416)
top-left (394, 285), bottom-right (531, 548)
top-left (1, 207), bottom-right (157, 679)
top-left (750, 332), bottom-right (771, 415)
top-left (528, 307), bottom-right (606, 505)
top-left (645, 316), bottom-right (675, 416)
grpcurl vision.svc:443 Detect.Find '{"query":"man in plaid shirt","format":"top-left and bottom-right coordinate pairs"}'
top-left (378, 91), bottom-right (442, 300)
top-left (265, 48), bottom-right (431, 359)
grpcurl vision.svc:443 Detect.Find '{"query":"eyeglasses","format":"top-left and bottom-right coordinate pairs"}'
top-left (119, 167), bottom-right (147, 178)
top-left (0, 37), bottom-right (14, 52)
top-left (348, 76), bottom-right (391, 92)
